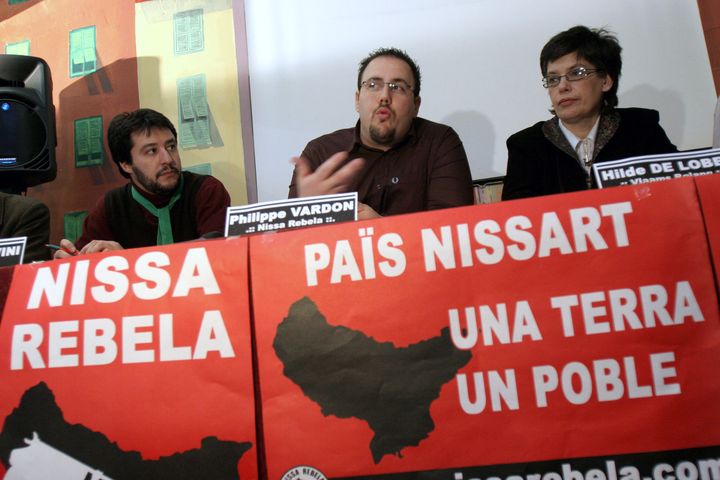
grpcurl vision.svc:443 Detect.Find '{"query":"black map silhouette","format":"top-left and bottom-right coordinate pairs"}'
top-left (273, 296), bottom-right (473, 464)
top-left (0, 382), bottom-right (252, 479)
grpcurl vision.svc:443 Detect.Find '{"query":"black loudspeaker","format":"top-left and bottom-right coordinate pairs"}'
top-left (0, 54), bottom-right (56, 191)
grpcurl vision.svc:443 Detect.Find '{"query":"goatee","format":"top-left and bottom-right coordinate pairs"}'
top-left (369, 125), bottom-right (396, 147)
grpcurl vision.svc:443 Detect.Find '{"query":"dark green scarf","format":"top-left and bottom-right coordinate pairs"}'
top-left (130, 174), bottom-right (184, 245)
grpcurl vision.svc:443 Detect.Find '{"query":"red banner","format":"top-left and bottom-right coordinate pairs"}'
top-left (695, 174), bottom-right (720, 291)
top-left (0, 237), bottom-right (258, 479)
top-left (250, 178), bottom-right (720, 479)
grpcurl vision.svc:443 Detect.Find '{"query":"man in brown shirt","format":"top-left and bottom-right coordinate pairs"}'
top-left (289, 47), bottom-right (473, 219)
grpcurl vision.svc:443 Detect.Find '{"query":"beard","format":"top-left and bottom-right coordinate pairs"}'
top-left (369, 124), bottom-right (396, 147)
top-left (132, 165), bottom-right (180, 195)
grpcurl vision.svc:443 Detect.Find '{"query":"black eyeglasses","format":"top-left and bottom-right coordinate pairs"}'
top-left (361, 78), bottom-right (414, 96)
top-left (542, 67), bottom-right (603, 88)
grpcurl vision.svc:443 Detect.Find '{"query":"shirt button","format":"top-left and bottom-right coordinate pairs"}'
top-left (391, 176), bottom-right (399, 184)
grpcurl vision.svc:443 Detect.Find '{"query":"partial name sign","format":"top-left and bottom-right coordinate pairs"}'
top-left (593, 147), bottom-right (720, 188)
top-left (0, 237), bottom-right (26, 267)
top-left (225, 193), bottom-right (357, 236)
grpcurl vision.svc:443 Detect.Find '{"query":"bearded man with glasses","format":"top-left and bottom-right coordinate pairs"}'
top-left (289, 47), bottom-right (473, 219)
top-left (502, 26), bottom-right (677, 200)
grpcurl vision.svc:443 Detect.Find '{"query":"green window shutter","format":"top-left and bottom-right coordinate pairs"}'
top-left (64, 211), bottom-right (88, 244)
top-left (5, 40), bottom-right (30, 55)
top-left (69, 26), bottom-right (97, 78)
top-left (177, 74), bottom-right (211, 149)
top-left (183, 163), bottom-right (212, 176)
top-left (74, 116), bottom-right (104, 167)
top-left (9, 0), bottom-right (30, 4)
top-left (174, 9), bottom-right (204, 56)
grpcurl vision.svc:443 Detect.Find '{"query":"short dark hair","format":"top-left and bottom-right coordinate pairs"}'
top-left (107, 108), bottom-right (178, 178)
top-left (357, 47), bottom-right (421, 97)
top-left (540, 25), bottom-right (622, 110)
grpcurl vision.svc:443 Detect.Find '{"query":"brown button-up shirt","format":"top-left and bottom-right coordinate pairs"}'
top-left (289, 117), bottom-right (473, 216)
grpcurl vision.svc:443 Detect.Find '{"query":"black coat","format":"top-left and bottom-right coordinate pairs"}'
top-left (0, 192), bottom-right (50, 263)
top-left (502, 108), bottom-right (677, 200)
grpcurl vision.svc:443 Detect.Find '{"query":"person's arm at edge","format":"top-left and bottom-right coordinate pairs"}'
top-left (644, 109), bottom-right (678, 154)
top-left (426, 126), bottom-right (474, 210)
top-left (501, 133), bottom-right (538, 201)
top-left (195, 175), bottom-right (232, 237)
top-left (54, 196), bottom-right (122, 258)
top-left (17, 201), bottom-right (50, 262)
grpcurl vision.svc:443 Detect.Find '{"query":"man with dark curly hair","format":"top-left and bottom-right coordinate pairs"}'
top-left (54, 109), bottom-right (229, 258)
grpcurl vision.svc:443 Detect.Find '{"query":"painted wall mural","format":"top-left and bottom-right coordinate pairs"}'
top-left (1, 0), bottom-right (248, 242)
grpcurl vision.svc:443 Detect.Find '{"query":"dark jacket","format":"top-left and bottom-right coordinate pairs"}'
top-left (502, 108), bottom-right (677, 200)
top-left (0, 192), bottom-right (50, 263)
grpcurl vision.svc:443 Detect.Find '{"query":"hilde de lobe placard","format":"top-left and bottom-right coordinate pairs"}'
top-left (0, 237), bottom-right (258, 480)
top-left (250, 177), bottom-right (720, 480)
top-left (593, 148), bottom-right (720, 187)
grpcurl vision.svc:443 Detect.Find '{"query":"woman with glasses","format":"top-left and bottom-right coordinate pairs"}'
top-left (502, 25), bottom-right (676, 200)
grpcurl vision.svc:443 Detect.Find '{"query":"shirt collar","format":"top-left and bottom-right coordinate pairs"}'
top-left (558, 116), bottom-right (600, 149)
top-left (351, 118), bottom-right (418, 153)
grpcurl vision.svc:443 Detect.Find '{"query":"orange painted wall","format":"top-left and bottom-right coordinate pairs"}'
top-left (699, 0), bottom-right (720, 94)
top-left (0, 1), bottom-right (139, 243)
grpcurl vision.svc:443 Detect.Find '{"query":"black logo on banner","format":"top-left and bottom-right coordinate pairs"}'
top-left (273, 297), bottom-right (472, 464)
top-left (0, 382), bottom-right (253, 479)
top-left (281, 465), bottom-right (328, 480)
